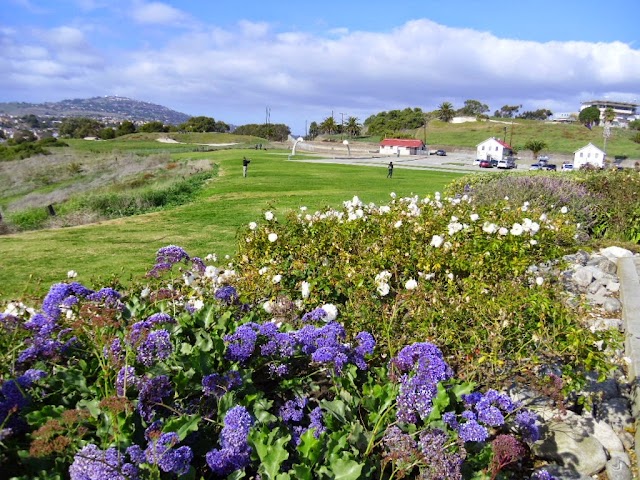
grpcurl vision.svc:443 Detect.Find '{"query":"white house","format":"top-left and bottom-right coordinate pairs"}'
top-left (476, 137), bottom-right (513, 161)
top-left (379, 139), bottom-right (426, 156)
top-left (573, 143), bottom-right (605, 169)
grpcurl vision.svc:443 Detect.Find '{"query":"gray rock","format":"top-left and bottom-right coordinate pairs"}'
top-left (585, 373), bottom-right (621, 399)
top-left (598, 258), bottom-right (618, 275)
top-left (572, 266), bottom-right (595, 288)
top-left (603, 297), bottom-right (622, 313)
top-left (600, 246), bottom-right (633, 261)
top-left (605, 456), bottom-right (633, 480)
top-left (575, 250), bottom-right (591, 265)
top-left (590, 317), bottom-right (623, 331)
top-left (532, 416), bottom-right (607, 476)
top-left (595, 397), bottom-right (634, 434)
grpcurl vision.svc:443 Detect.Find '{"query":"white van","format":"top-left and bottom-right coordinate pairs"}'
top-left (497, 158), bottom-right (516, 169)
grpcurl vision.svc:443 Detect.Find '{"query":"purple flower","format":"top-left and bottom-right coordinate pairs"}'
top-left (87, 288), bottom-right (122, 307)
top-left (144, 432), bottom-right (193, 475)
top-left (532, 470), bottom-right (556, 480)
top-left (137, 375), bottom-right (173, 422)
top-left (515, 410), bottom-right (540, 443)
top-left (215, 286), bottom-right (239, 305)
top-left (116, 366), bottom-right (140, 396)
top-left (418, 428), bottom-right (464, 479)
top-left (145, 312), bottom-right (175, 326)
top-left (301, 307), bottom-right (327, 323)
top-left (457, 419), bottom-right (489, 443)
top-left (136, 330), bottom-right (173, 367)
top-left (126, 445), bottom-right (146, 464)
top-left (69, 444), bottom-right (139, 480)
top-left (202, 371), bottom-right (242, 397)
top-left (147, 245), bottom-right (190, 277)
top-left (391, 342), bottom-right (454, 423)
top-left (279, 397), bottom-right (307, 423)
top-left (224, 323), bottom-right (260, 362)
top-left (206, 406), bottom-right (254, 476)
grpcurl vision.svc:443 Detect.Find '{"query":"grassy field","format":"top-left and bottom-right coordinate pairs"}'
top-left (423, 119), bottom-right (640, 158)
top-left (0, 143), bottom-right (463, 302)
top-left (329, 119), bottom-right (640, 159)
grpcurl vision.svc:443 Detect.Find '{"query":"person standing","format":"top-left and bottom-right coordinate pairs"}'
top-left (387, 161), bottom-right (394, 178)
top-left (243, 157), bottom-right (251, 177)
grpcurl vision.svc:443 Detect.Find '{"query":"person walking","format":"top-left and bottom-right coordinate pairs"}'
top-left (242, 157), bottom-right (251, 177)
top-left (387, 161), bottom-right (394, 178)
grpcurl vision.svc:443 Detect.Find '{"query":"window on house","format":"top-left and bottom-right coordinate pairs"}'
top-left (580, 153), bottom-right (583, 157)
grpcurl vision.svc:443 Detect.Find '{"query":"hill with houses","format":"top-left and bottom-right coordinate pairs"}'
top-left (0, 96), bottom-right (191, 125)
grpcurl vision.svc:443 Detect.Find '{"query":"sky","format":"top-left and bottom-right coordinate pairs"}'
top-left (2, 0), bottom-right (640, 135)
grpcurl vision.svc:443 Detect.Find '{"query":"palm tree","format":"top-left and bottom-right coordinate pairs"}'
top-left (523, 140), bottom-right (548, 161)
top-left (436, 102), bottom-right (455, 122)
top-left (320, 116), bottom-right (338, 135)
top-left (345, 116), bottom-right (361, 137)
top-left (604, 107), bottom-right (616, 124)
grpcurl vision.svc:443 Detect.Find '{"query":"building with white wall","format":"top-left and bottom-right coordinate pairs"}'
top-left (476, 137), bottom-right (513, 160)
top-left (573, 143), bottom-right (605, 169)
top-left (379, 139), bottom-right (426, 156)
top-left (579, 100), bottom-right (638, 127)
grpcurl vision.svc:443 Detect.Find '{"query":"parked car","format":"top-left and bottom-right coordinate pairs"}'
top-left (490, 159), bottom-right (499, 167)
top-left (497, 158), bottom-right (516, 169)
top-left (474, 158), bottom-right (482, 166)
top-left (479, 159), bottom-right (492, 168)
top-left (529, 163), bottom-right (541, 171)
top-left (538, 155), bottom-right (549, 162)
top-left (545, 164), bottom-right (557, 171)
top-left (561, 163), bottom-right (574, 171)
top-left (435, 149), bottom-right (446, 156)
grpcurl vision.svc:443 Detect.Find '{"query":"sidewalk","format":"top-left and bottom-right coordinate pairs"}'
top-left (618, 256), bottom-right (640, 460)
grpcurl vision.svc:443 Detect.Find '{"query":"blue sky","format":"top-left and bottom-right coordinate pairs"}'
top-left (3, 0), bottom-right (639, 134)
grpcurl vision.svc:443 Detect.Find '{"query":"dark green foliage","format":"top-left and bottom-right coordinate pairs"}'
top-left (98, 127), bottom-right (116, 139)
top-left (517, 109), bottom-right (553, 120)
top-left (179, 116), bottom-right (229, 133)
top-left (436, 102), bottom-right (456, 122)
top-left (139, 121), bottom-right (168, 133)
top-left (115, 120), bottom-right (137, 136)
top-left (578, 106), bottom-right (601, 126)
top-left (0, 142), bottom-right (49, 161)
top-left (457, 99), bottom-right (489, 116)
top-left (363, 108), bottom-right (427, 136)
top-left (629, 119), bottom-right (640, 131)
top-left (233, 123), bottom-right (290, 141)
top-left (59, 117), bottom-right (104, 138)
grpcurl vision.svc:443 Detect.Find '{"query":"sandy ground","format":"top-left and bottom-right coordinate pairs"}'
top-left (156, 137), bottom-right (239, 147)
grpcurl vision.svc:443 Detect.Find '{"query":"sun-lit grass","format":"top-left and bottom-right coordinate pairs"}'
top-left (0, 147), bottom-right (463, 302)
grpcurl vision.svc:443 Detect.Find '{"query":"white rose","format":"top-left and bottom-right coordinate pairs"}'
top-left (405, 279), bottom-right (418, 290)
top-left (265, 211), bottom-right (274, 221)
top-left (268, 233), bottom-right (278, 242)
top-left (430, 235), bottom-right (444, 248)
top-left (249, 222), bottom-right (257, 230)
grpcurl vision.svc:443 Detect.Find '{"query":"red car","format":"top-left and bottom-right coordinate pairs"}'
top-left (479, 160), bottom-right (492, 168)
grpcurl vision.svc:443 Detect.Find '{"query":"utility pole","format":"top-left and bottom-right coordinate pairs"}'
top-left (339, 112), bottom-right (346, 139)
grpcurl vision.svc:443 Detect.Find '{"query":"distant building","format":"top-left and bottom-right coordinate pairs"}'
top-left (573, 143), bottom-right (605, 169)
top-left (550, 112), bottom-right (576, 123)
top-left (476, 137), bottom-right (513, 160)
top-left (579, 100), bottom-right (638, 127)
top-left (379, 139), bottom-right (426, 156)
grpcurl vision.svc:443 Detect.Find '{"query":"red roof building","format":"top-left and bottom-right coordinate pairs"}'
top-left (379, 138), bottom-right (426, 156)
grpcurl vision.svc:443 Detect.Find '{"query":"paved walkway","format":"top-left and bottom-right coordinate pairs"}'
top-left (618, 256), bottom-right (640, 460)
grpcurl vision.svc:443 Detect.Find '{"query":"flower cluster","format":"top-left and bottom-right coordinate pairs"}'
top-left (143, 429), bottom-right (193, 475)
top-left (206, 406), bottom-right (254, 476)
top-left (69, 444), bottom-right (140, 480)
top-left (0, 369), bottom-right (46, 438)
top-left (224, 310), bottom-right (375, 376)
top-left (146, 245), bottom-right (205, 278)
top-left (202, 370), bottom-right (242, 397)
top-left (137, 375), bottom-right (174, 422)
top-left (278, 396), bottom-right (326, 445)
top-left (390, 342), bottom-right (454, 423)
top-left (124, 313), bottom-right (175, 367)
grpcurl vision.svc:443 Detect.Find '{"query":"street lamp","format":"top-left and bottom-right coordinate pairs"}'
top-left (291, 137), bottom-right (304, 156)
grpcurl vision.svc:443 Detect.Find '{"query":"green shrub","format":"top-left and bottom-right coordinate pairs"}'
top-left (5, 206), bottom-right (50, 231)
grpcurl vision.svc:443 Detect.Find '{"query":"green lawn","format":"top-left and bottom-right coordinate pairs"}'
top-left (0, 148), bottom-right (463, 302)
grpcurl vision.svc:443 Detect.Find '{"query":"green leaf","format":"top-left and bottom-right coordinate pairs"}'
top-left (251, 427), bottom-right (291, 480)
top-left (291, 465), bottom-right (313, 480)
top-left (328, 456), bottom-right (363, 480)
top-left (321, 398), bottom-right (347, 423)
top-left (163, 414), bottom-right (201, 441)
top-left (296, 428), bottom-right (322, 466)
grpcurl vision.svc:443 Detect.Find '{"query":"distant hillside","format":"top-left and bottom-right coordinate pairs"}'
top-left (0, 96), bottom-right (192, 125)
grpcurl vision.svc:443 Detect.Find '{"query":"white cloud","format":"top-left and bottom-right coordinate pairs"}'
top-left (130, 1), bottom-right (191, 26)
top-left (1, 17), bottom-right (638, 132)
